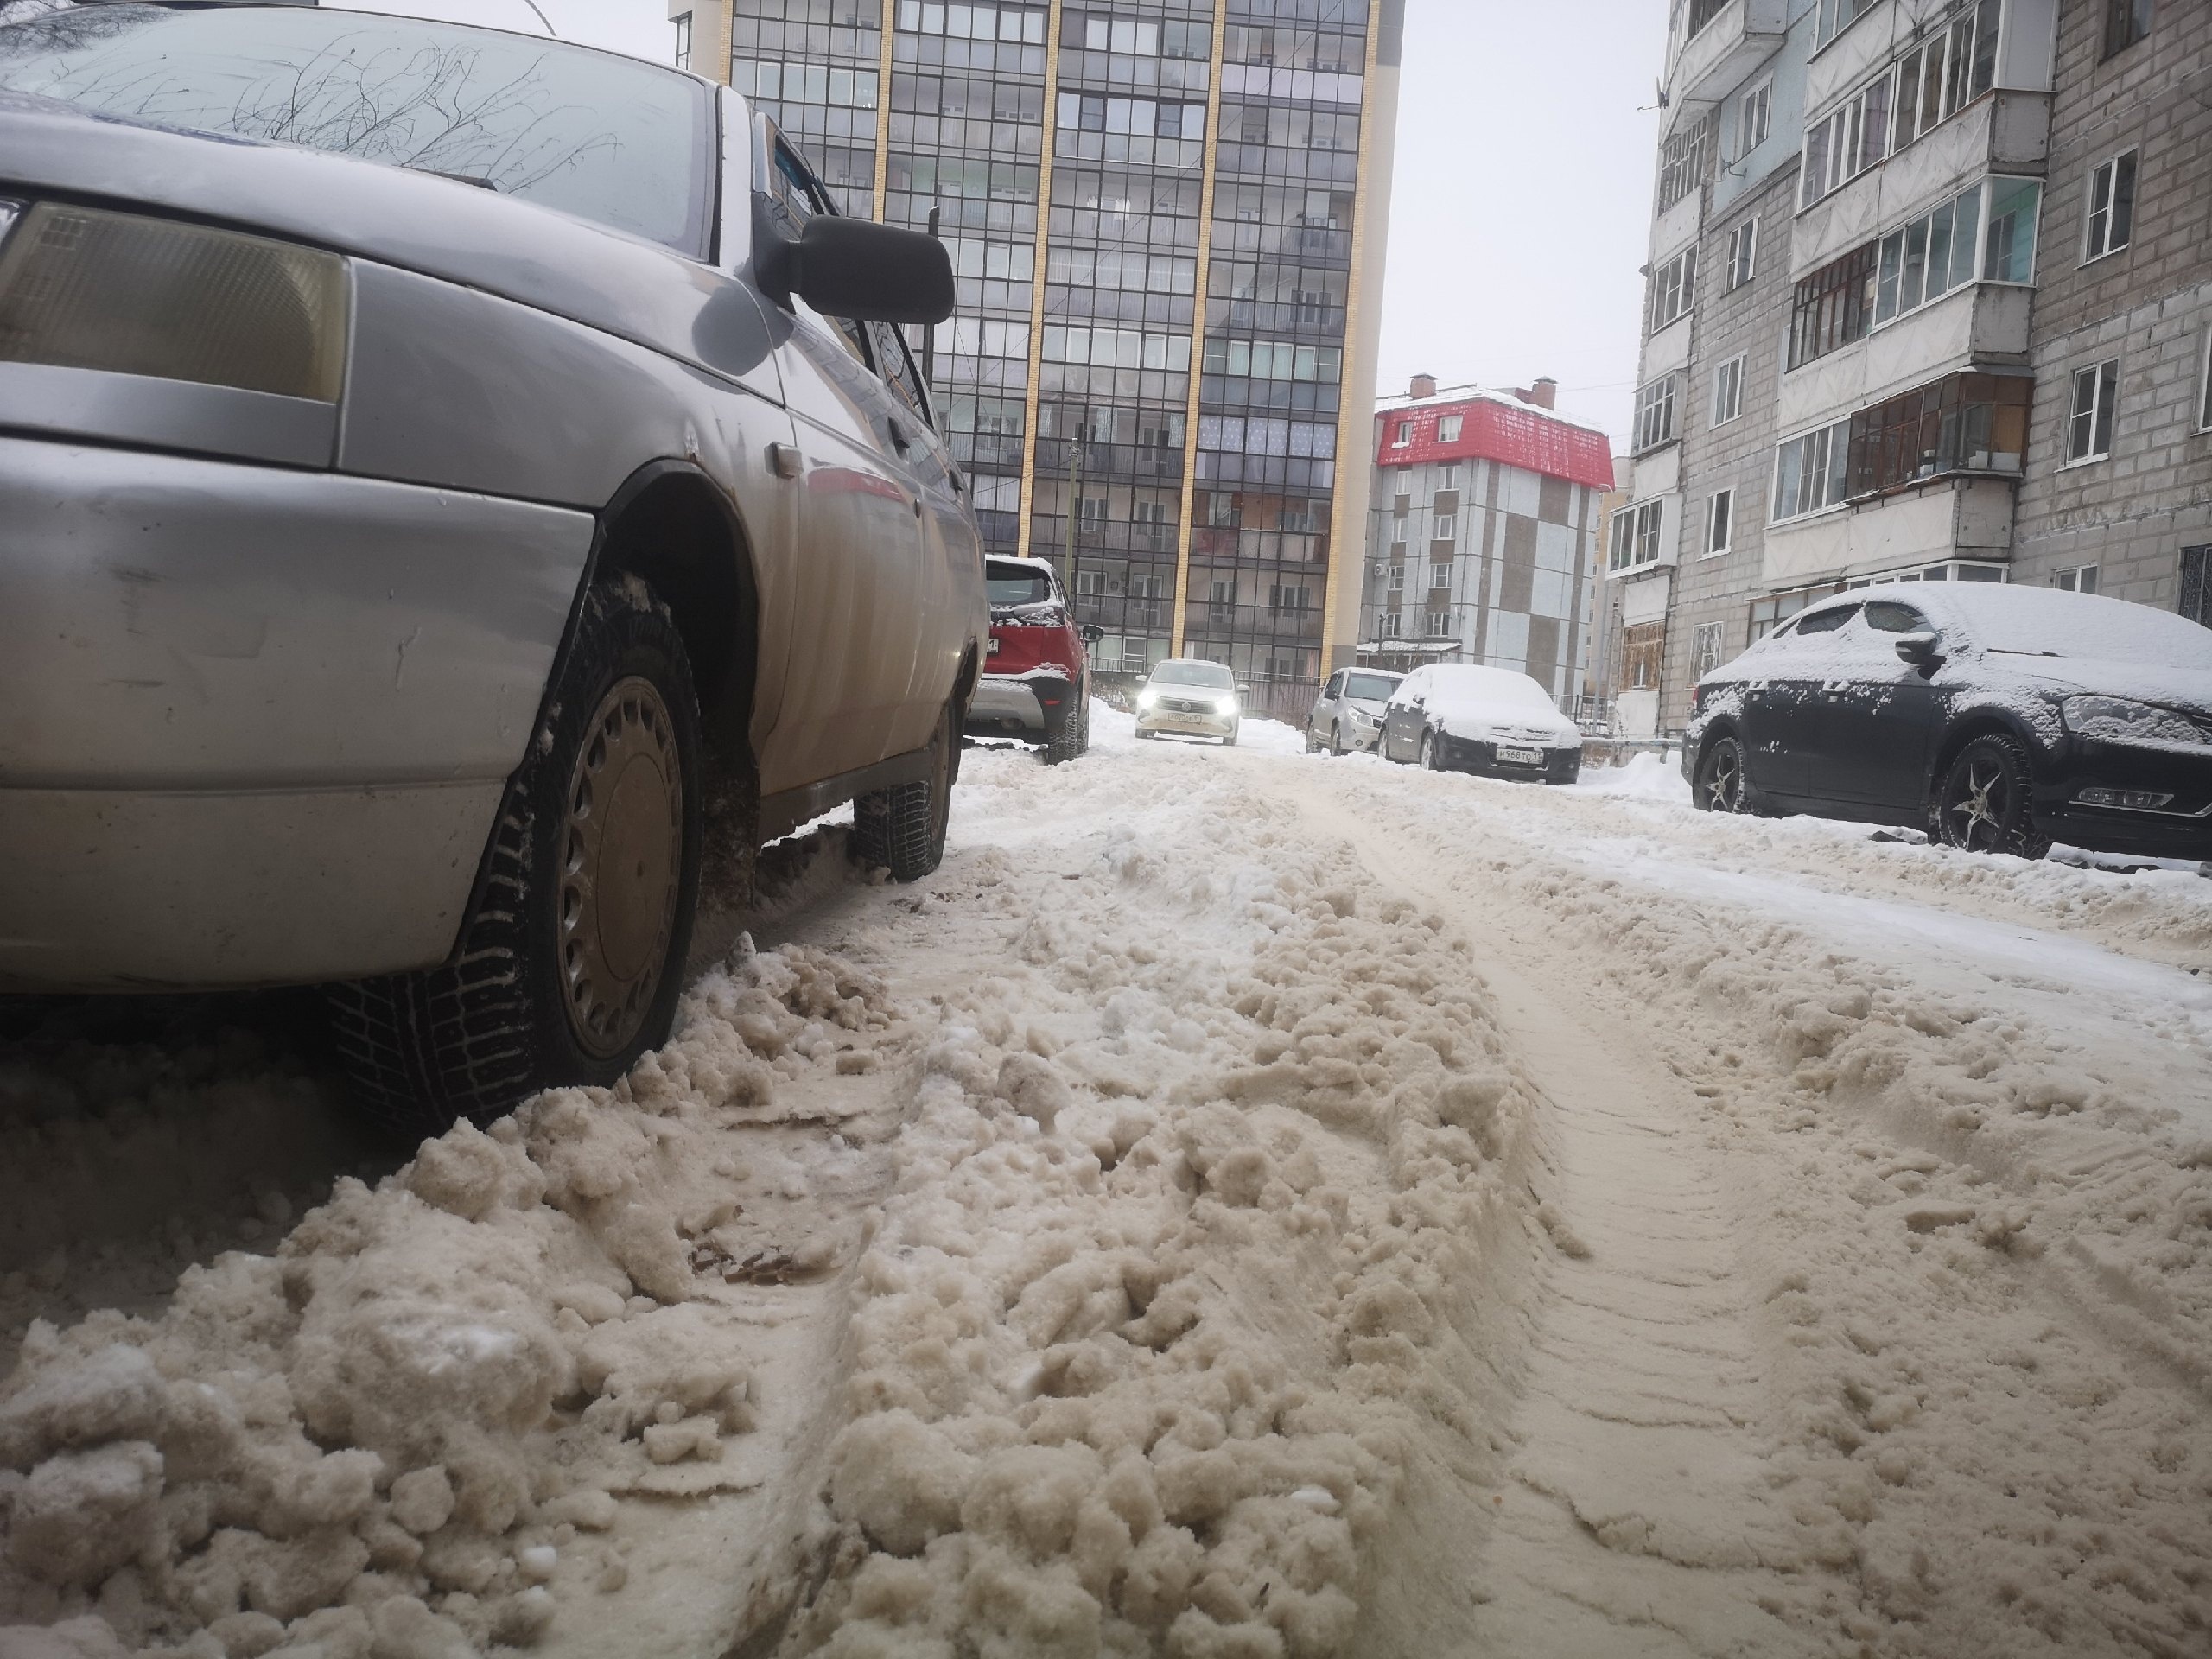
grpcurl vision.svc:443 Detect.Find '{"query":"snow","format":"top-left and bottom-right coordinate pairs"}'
top-left (5, 702), bottom-right (2211, 1657)
top-left (1388, 665), bottom-right (1580, 746)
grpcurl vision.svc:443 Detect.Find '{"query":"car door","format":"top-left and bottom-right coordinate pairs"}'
top-left (755, 134), bottom-right (929, 791)
top-left (1819, 598), bottom-right (1945, 810)
top-left (1314, 672), bottom-right (1343, 738)
top-left (1745, 601), bottom-right (1859, 800)
top-left (1384, 669), bottom-right (1427, 760)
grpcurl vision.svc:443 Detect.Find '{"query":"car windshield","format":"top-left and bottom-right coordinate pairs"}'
top-left (1151, 660), bottom-right (1235, 689)
top-left (985, 563), bottom-right (1053, 607)
top-left (0, 5), bottom-right (715, 256)
top-left (1343, 671), bottom-right (1399, 700)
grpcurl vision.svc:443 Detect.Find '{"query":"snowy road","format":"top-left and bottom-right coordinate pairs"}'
top-left (4, 709), bottom-right (2209, 1658)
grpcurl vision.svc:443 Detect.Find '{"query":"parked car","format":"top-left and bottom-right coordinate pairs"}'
top-left (1306, 667), bottom-right (1403, 754)
top-left (1380, 664), bottom-right (1585, 783)
top-left (1683, 583), bottom-right (2212, 860)
top-left (0, 1), bottom-right (984, 1134)
top-left (1135, 659), bottom-right (1242, 745)
top-left (967, 556), bottom-right (1100, 763)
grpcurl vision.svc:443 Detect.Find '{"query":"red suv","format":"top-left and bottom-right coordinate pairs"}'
top-left (967, 556), bottom-right (1098, 763)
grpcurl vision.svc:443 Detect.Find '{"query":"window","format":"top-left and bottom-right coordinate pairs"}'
top-left (1387, 563), bottom-right (1405, 590)
top-left (1203, 339), bottom-right (1342, 382)
top-left (1726, 218), bottom-right (1758, 289)
top-left (1438, 414), bottom-right (1464, 443)
top-left (1872, 177), bottom-right (2043, 327)
top-left (1428, 556), bottom-right (1452, 587)
top-left (1635, 373), bottom-right (1680, 452)
top-left (1789, 244), bottom-right (1877, 369)
top-left (1864, 599), bottom-right (1929, 632)
top-left (1773, 419), bottom-right (1853, 520)
top-left (1713, 355), bottom-right (1745, 426)
top-left (1611, 499), bottom-right (1666, 572)
top-left (1794, 602), bottom-right (1860, 634)
top-left (1649, 246), bottom-right (1696, 333)
top-left (1391, 518), bottom-right (1408, 544)
top-left (1657, 113), bottom-right (1714, 214)
top-left (1623, 622), bottom-right (1665, 689)
top-left (2202, 332), bottom-right (2212, 432)
top-left (1391, 419), bottom-right (1413, 448)
top-left (2083, 151), bottom-right (2138, 262)
top-left (1423, 610), bottom-right (1454, 638)
top-left (1802, 69), bottom-right (1893, 209)
top-left (1890, 0), bottom-right (2000, 152)
top-left (1750, 587), bottom-right (1840, 640)
top-left (1434, 514), bottom-right (1458, 542)
top-left (1707, 490), bottom-right (1734, 556)
top-left (1269, 583), bottom-right (1313, 612)
top-left (1688, 0), bottom-right (1731, 36)
top-left (2052, 564), bottom-right (2101, 594)
top-left (672, 10), bottom-right (690, 69)
top-left (1736, 79), bottom-right (1772, 160)
top-left (2182, 546), bottom-right (2210, 628)
top-left (2067, 359), bottom-right (2119, 462)
top-left (1815, 0), bottom-right (1878, 49)
top-left (1847, 371), bottom-right (2031, 497)
top-left (1439, 465), bottom-right (1459, 491)
top-left (2104, 0), bottom-right (2152, 58)
top-left (1690, 621), bottom-right (1726, 678)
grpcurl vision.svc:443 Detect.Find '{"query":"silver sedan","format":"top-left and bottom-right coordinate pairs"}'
top-left (0, 2), bottom-right (984, 1132)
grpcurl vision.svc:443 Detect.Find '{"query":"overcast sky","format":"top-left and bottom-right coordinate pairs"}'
top-left (375, 0), bottom-right (1661, 447)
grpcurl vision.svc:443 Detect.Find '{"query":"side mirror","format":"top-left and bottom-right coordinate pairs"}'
top-left (788, 216), bottom-right (956, 326)
top-left (1080, 623), bottom-right (1104, 644)
top-left (1411, 693), bottom-right (1426, 706)
top-left (1894, 631), bottom-right (1943, 668)
top-left (1236, 683), bottom-right (1252, 696)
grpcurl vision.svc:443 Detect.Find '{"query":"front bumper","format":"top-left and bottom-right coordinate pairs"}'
top-left (1433, 734), bottom-right (1583, 784)
top-left (1138, 698), bottom-right (1237, 738)
top-left (0, 435), bottom-right (594, 990)
top-left (2035, 740), bottom-right (2212, 859)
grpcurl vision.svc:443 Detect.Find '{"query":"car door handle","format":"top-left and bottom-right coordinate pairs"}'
top-left (768, 442), bottom-right (803, 480)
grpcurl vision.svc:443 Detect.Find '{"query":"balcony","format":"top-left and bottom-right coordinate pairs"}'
top-left (1764, 475), bottom-right (2015, 590)
top-left (1669, 0), bottom-right (1788, 110)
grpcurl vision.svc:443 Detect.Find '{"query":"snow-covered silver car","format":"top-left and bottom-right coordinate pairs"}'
top-left (0, 2), bottom-right (983, 1131)
top-left (1305, 667), bottom-right (1403, 754)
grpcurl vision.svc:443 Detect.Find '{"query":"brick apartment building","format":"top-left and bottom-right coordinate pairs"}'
top-left (1357, 377), bottom-right (1618, 704)
top-left (1613, 0), bottom-right (2210, 739)
top-left (673, 0), bottom-right (1407, 718)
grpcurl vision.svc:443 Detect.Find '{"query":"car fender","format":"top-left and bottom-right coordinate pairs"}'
top-left (1923, 693), bottom-right (2060, 800)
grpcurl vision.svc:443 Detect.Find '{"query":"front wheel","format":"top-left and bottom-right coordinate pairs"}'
top-left (1694, 734), bottom-right (1751, 813)
top-left (327, 580), bottom-right (706, 1140)
top-left (1223, 723), bottom-right (1239, 747)
top-left (855, 698), bottom-right (958, 880)
top-left (1420, 728), bottom-right (1441, 771)
top-left (1332, 722), bottom-right (1347, 757)
top-left (1935, 734), bottom-right (2050, 859)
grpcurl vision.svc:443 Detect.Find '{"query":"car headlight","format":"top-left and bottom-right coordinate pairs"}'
top-left (1213, 695), bottom-right (1238, 714)
top-left (0, 202), bottom-right (350, 402)
top-left (2060, 695), bottom-right (2212, 753)
top-left (1137, 689), bottom-right (1159, 709)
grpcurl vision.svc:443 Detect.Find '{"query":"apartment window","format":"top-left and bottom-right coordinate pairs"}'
top-left (1611, 499), bottom-right (1666, 573)
top-left (1713, 356), bottom-right (1745, 426)
top-left (1391, 419), bottom-right (1414, 448)
top-left (1423, 610), bottom-right (1454, 638)
top-left (1815, 0), bottom-right (1878, 49)
top-left (1690, 621), bottom-right (1726, 678)
top-left (1736, 79), bottom-right (1772, 159)
top-left (1706, 490), bottom-right (1734, 556)
top-left (1688, 0), bottom-right (1731, 35)
top-left (2201, 331), bottom-right (2212, 431)
top-left (2083, 151), bottom-right (2138, 262)
top-left (1434, 514), bottom-right (1458, 542)
top-left (1438, 414), bottom-right (1464, 443)
top-left (1387, 563), bottom-right (1405, 590)
top-left (1623, 621), bottom-right (1665, 689)
top-left (1847, 371), bottom-right (2031, 497)
top-left (1773, 419), bottom-right (1853, 520)
top-left (1268, 584), bottom-right (1312, 612)
top-left (1657, 113), bottom-right (1714, 214)
top-left (1429, 556), bottom-right (1452, 588)
top-left (1390, 517), bottom-right (1408, 545)
top-left (2182, 547), bottom-right (2210, 628)
top-left (1726, 219), bottom-right (1758, 289)
top-left (1891, 0), bottom-right (2000, 152)
top-left (1439, 464), bottom-right (1459, 491)
top-left (2052, 564), bottom-right (2100, 594)
top-left (1873, 177), bottom-right (2043, 327)
top-left (2067, 359), bottom-right (2120, 463)
top-left (2103, 0), bottom-right (2152, 58)
top-left (1649, 246), bottom-right (1697, 333)
top-left (672, 10), bottom-right (691, 69)
top-left (1382, 611), bottom-right (1404, 636)
top-left (1789, 244), bottom-right (1877, 369)
top-left (1802, 70), bottom-right (1894, 209)
top-left (1635, 373), bottom-right (1680, 453)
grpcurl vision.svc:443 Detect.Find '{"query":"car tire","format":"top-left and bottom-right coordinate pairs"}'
top-left (1043, 690), bottom-right (1084, 766)
top-left (1420, 728), bottom-right (1440, 771)
top-left (1223, 724), bottom-right (1239, 747)
top-left (327, 579), bottom-right (705, 1140)
top-left (1332, 722), bottom-right (1347, 757)
top-left (1694, 733), bottom-right (1752, 813)
top-left (1935, 733), bottom-right (2050, 860)
top-left (855, 697), bottom-right (958, 880)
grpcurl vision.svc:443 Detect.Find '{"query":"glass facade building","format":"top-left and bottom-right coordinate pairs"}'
top-left (693, 0), bottom-right (1402, 716)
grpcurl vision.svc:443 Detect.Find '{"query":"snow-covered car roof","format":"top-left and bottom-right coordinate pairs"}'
top-left (1878, 582), bottom-right (2212, 670)
top-left (1400, 663), bottom-right (1557, 709)
top-left (985, 555), bottom-right (1059, 575)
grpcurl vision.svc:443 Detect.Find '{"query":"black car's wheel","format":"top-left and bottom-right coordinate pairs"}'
top-left (1694, 734), bottom-right (1751, 813)
top-left (1936, 734), bottom-right (2050, 860)
top-left (1420, 728), bottom-right (1442, 771)
top-left (855, 697), bottom-right (957, 880)
top-left (328, 580), bottom-right (705, 1140)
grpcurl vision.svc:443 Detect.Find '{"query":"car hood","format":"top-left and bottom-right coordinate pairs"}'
top-left (0, 92), bottom-right (779, 384)
top-left (1980, 652), bottom-right (2212, 716)
top-left (1343, 697), bottom-right (1389, 716)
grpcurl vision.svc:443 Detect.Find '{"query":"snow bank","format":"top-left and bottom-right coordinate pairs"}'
top-left (1569, 752), bottom-right (1689, 804)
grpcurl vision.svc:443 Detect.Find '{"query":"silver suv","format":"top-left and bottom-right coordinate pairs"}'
top-left (1306, 668), bottom-right (1404, 754)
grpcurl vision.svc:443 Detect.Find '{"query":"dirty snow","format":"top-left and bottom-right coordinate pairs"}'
top-left (3, 711), bottom-right (2209, 1658)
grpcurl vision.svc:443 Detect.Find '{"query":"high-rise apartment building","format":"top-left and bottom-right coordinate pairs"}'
top-left (1357, 377), bottom-right (1617, 705)
top-left (1615, 0), bottom-right (2210, 739)
top-left (677, 0), bottom-right (1404, 717)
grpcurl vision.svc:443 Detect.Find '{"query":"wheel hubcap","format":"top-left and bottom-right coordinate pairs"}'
top-left (558, 676), bottom-right (683, 1058)
top-left (1703, 748), bottom-right (1741, 810)
top-left (1948, 759), bottom-right (2007, 850)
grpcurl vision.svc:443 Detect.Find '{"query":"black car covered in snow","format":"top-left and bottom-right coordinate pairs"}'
top-left (1683, 583), bottom-right (2212, 861)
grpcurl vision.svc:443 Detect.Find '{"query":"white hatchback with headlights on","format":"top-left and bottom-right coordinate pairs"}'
top-left (1134, 658), bottom-right (1242, 745)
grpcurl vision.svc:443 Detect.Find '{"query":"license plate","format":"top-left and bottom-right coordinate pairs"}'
top-left (1497, 745), bottom-right (1542, 766)
top-left (987, 638), bottom-right (1000, 655)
